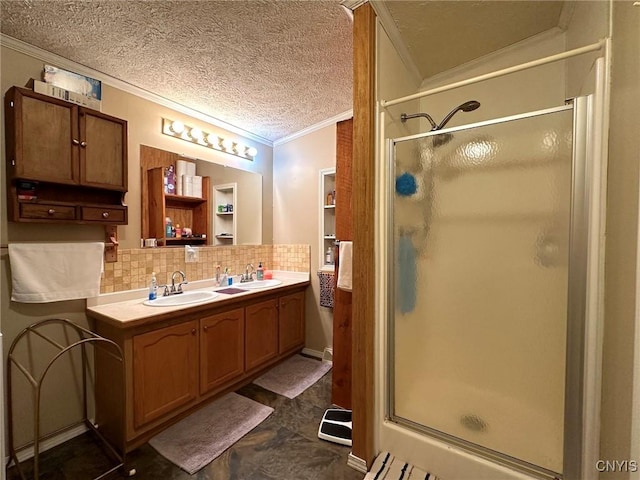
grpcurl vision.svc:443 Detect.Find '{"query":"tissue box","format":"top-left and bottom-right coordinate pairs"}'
top-left (31, 79), bottom-right (101, 111)
top-left (43, 65), bottom-right (102, 100)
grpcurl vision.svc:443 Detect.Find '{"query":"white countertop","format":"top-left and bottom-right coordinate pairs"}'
top-left (86, 271), bottom-right (310, 326)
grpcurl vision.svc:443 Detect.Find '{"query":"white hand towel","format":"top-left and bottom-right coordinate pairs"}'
top-left (337, 241), bottom-right (352, 292)
top-left (9, 242), bottom-right (104, 303)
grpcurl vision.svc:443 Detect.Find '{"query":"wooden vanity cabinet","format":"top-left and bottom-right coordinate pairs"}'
top-left (92, 284), bottom-right (307, 453)
top-left (132, 321), bottom-right (198, 428)
top-left (245, 298), bottom-right (279, 371)
top-left (4, 86), bottom-right (128, 224)
top-left (200, 307), bottom-right (245, 394)
top-left (278, 291), bottom-right (305, 354)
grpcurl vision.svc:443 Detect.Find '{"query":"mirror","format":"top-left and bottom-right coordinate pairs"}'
top-left (140, 145), bottom-right (262, 246)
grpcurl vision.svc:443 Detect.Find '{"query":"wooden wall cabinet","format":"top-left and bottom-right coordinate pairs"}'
top-left (4, 86), bottom-right (128, 224)
top-left (92, 284), bottom-right (307, 453)
top-left (147, 167), bottom-right (210, 246)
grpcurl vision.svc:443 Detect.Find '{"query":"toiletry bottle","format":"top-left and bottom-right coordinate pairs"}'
top-left (165, 217), bottom-right (173, 238)
top-left (326, 247), bottom-right (333, 264)
top-left (148, 272), bottom-right (158, 300)
top-left (257, 262), bottom-right (264, 280)
top-left (175, 224), bottom-right (182, 238)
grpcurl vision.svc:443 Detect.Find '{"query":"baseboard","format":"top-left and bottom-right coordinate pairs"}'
top-left (348, 452), bottom-right (369, 473)
top-left (6, 423), bottom-right (88, 466)
top-left (301, 347), bottom-right (324, 359)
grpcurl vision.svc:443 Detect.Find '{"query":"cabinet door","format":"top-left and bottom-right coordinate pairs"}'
top-left (200, 308), bottom-right (245, 394)
top-left (245, 298), bottom-right (279, 371)
top-left (133, 321), bottom-right (198, 428)
top-left (8, 88), bottom-right (79, 184)
top-left (79, 108), bottom-right (127, 190)
top-left (279, 291), bottom-right (305, 354)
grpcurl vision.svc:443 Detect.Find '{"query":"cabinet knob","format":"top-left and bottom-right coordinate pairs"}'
top-left (203, 325), bottom-right (209, 332)
top-left (191, 329), bottom-right (196, 335)
top-left (72, 139), bottom-right (80, 145)
top-left (80, 141), bottom-right (87, 148)
top-left (102, 212), bottom-right (110, 219)
top-left (47, 209), bottom-right (56, 215)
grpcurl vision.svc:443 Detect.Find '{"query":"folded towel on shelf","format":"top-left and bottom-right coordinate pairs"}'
top-left (337, 241), bottom-right (352, 292)
top-left (9, 242), bottom-right (104, 303)
top-left (317, 270), bottom-right (335, 308)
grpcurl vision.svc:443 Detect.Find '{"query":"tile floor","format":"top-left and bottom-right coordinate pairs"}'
top-left (7, 371), bottom-right (364, 480)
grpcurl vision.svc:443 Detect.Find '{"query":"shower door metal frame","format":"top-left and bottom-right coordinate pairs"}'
top-left (386, 98), bottom-right (594, 480)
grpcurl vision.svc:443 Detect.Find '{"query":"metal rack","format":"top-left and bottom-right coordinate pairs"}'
top-left (6, 318), bottom-right (133, 479)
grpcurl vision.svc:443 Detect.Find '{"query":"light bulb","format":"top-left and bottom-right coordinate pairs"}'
top-left (246, 147), bottom-right (258, 157)
top-left (221, 138), bottom-right (234, 151)
top-left (206, 133), bottom-right (219, 146)
top-left (171, 120), bottom-right (185, 134)
top-left (189, 127), bottom-right (203, 141)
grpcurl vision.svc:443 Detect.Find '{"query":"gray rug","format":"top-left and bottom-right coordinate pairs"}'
top-left (148, 392), bottom-right (273, 474)
top-left (253, 354), bottom-right (332, 399)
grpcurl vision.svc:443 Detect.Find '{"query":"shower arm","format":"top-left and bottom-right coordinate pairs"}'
top-left (400, 112), bottom-right (437, 130)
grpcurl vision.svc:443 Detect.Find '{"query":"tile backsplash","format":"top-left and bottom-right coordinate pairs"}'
top-left (101, 244), bottom-right (310, 293)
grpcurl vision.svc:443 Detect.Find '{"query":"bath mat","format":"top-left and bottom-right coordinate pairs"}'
top-left (253, 354), bottom-right (332, 399)
top-left (148, 392), bottom-right (273, 474)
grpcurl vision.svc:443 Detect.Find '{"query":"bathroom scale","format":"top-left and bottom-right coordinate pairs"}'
top-left (318, 408), bottom-right (352, 446)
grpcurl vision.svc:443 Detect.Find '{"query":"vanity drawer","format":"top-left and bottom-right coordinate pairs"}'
top-left (20, 203), bottom-right (76, 220)
top-left (81, 206), bottom-right (126, 223)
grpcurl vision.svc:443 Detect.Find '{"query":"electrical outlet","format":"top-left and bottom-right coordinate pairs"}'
top-left (185, 245), bottom-right (199, 263)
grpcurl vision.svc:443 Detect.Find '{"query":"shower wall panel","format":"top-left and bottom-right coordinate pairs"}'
top-left (391, 108), bottom-right (573, 474)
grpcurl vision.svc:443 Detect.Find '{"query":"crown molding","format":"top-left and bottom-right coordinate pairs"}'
top-left (369, 0), bottom-right (423, 88)
top-left (0, 33), bottom-right (273, 147)
top-left (273, 109), bottom-right (353, 147)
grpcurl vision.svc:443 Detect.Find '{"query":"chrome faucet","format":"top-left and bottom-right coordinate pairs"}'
top-left (169, 270), bottom-right (188, 294)
top-left (241, 263), bottom-right (255, 283)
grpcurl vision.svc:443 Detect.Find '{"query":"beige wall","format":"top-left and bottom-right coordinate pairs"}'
top-left (0, 44), bottom-right (274, 446)
top-left (601, 2), bottom-right (640, 478)
top-left (419, 30), bottom-right (566, 125)
top-left (273, 124), bottom-right (337, 354)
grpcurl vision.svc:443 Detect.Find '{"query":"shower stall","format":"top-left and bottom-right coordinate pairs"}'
top-left (389, 99), bottom-right (587, 477)
top-left (384, 94), bottom-right (603, 479)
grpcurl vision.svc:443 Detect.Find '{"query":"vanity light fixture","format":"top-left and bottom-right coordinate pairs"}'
top-left (161, 118), bottom-right (257, 160)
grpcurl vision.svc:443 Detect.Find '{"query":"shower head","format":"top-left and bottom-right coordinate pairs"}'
top-left (436, 100), bottom-right (481, 130)
top-left (400, 112), bottom-right (437, 130)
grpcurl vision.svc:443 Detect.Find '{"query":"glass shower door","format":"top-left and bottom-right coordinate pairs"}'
top-left (390, 105), bottom-right (574, 474)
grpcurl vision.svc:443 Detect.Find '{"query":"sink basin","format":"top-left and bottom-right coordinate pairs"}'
top-left (144, 290), bottom-right (219, 307)
top-left (236, 279), bottom-right (283, 289)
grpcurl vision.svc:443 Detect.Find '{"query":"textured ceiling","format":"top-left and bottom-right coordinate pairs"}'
top-left (0, 1), bottom-right (565, 144)
top-left (0, 0), bottom-right (354, 143)
top-left (385, 1), bottom-right (565, 79)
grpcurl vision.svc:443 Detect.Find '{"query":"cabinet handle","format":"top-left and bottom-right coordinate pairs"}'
top-left (47, 209), bottom-right (56, 215)
top-left (80, 141), bottom-right (87, 148)
top-left (203, 325), bottom-right (209, 332)
top-left (72, 139), bottom-right (80, 145)
top-left (102, 212), bottom-right (110, 219)
top-left (191, 329), bottom-right (196, 335)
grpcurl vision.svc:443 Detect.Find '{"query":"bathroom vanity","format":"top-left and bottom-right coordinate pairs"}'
top-left (86, 276), bottom-right (308, 453)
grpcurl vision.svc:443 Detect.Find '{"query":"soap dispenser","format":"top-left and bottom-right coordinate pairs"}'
top-left (148, 272), bottom-right (158, 300)
top-left (256, 262), bottom-right (264, 280)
